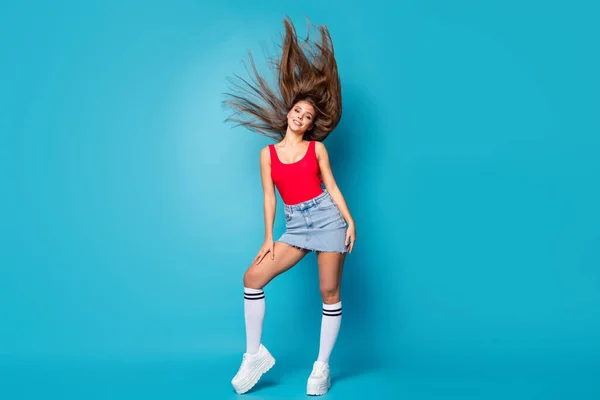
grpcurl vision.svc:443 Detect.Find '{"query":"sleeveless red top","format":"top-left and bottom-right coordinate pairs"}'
top-left (269, 141), bottom-right (323, 205)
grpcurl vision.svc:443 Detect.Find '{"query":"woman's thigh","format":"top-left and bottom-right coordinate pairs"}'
top-left (316, 251), bottom-right (346, 299)
top-left (244, 241), bottom-right (308, 288)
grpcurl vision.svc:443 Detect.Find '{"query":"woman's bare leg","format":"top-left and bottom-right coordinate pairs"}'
top-left (317, 251), bottom-right (346, 304)
top-left (243, 241), bottom-right (308, 289)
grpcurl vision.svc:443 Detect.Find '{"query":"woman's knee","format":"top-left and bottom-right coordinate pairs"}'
top-left (320, 285), bottom-right (340, 304)
top-left (243, 266), bottom-right (264, 289)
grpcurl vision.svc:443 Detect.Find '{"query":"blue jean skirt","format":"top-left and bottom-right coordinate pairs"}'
top-left (277, 190), bottom-right (348, 253)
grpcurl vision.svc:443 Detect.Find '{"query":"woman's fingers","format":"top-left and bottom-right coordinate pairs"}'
top-left (256, 252), bottom-right (265, 264)
top-left (346, 234), bottom-right (355, 253)
top-left (256, 247), bottom-right (272, 264)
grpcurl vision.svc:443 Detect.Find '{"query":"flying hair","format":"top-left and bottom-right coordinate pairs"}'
top-left (223, 17), bottom-right (342, 142)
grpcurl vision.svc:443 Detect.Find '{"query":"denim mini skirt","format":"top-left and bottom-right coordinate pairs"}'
top-left (277, 190), bottom-right (348, 253)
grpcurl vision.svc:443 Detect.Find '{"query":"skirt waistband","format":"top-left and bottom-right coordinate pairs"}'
top-left (284, 190), bottom-right (330, 211)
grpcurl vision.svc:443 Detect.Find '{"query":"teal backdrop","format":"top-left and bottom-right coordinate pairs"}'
top-left (1, 0), bottom-right (599, 399)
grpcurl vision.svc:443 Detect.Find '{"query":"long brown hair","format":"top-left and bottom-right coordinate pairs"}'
top-left (223, 17), bottom-right (342, 142)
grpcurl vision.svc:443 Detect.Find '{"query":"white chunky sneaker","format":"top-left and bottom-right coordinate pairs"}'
top-left (306, 361), bottom-right (331, 396)
top-left (231, 344), bottom-right (276, 394)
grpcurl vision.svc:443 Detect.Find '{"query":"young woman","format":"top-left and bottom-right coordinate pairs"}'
top-left (224, 17), bottom-right (356, 396)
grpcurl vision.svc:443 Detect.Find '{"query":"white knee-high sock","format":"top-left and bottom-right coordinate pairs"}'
top-left (244, 287), bottom-right (265, 354)
top-left (317, 301), bottom-right (342, 364)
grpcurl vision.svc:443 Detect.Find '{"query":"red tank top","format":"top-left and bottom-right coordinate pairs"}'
top-left (269, 141), bottom-right (323, 205)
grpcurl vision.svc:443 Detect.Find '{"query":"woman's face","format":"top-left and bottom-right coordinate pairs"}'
top-left (287, 100), bottom-right (315, 134)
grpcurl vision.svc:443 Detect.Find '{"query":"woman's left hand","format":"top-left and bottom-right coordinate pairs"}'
top-left (345, 223), bottom-right (356, 253)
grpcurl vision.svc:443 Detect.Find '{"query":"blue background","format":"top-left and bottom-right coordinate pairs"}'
top-left (1, 0), bottom-right (599, 399)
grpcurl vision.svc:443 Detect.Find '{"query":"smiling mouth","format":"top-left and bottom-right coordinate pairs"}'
top-left (293, 120), bottom-right (302, 126)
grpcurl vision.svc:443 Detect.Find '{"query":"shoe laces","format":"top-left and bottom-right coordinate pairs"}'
top-left (310, 362), bottom-right (328, 378)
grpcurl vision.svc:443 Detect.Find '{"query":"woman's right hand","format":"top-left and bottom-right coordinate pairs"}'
top-left (254, 239), bottom-right (274, 264)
